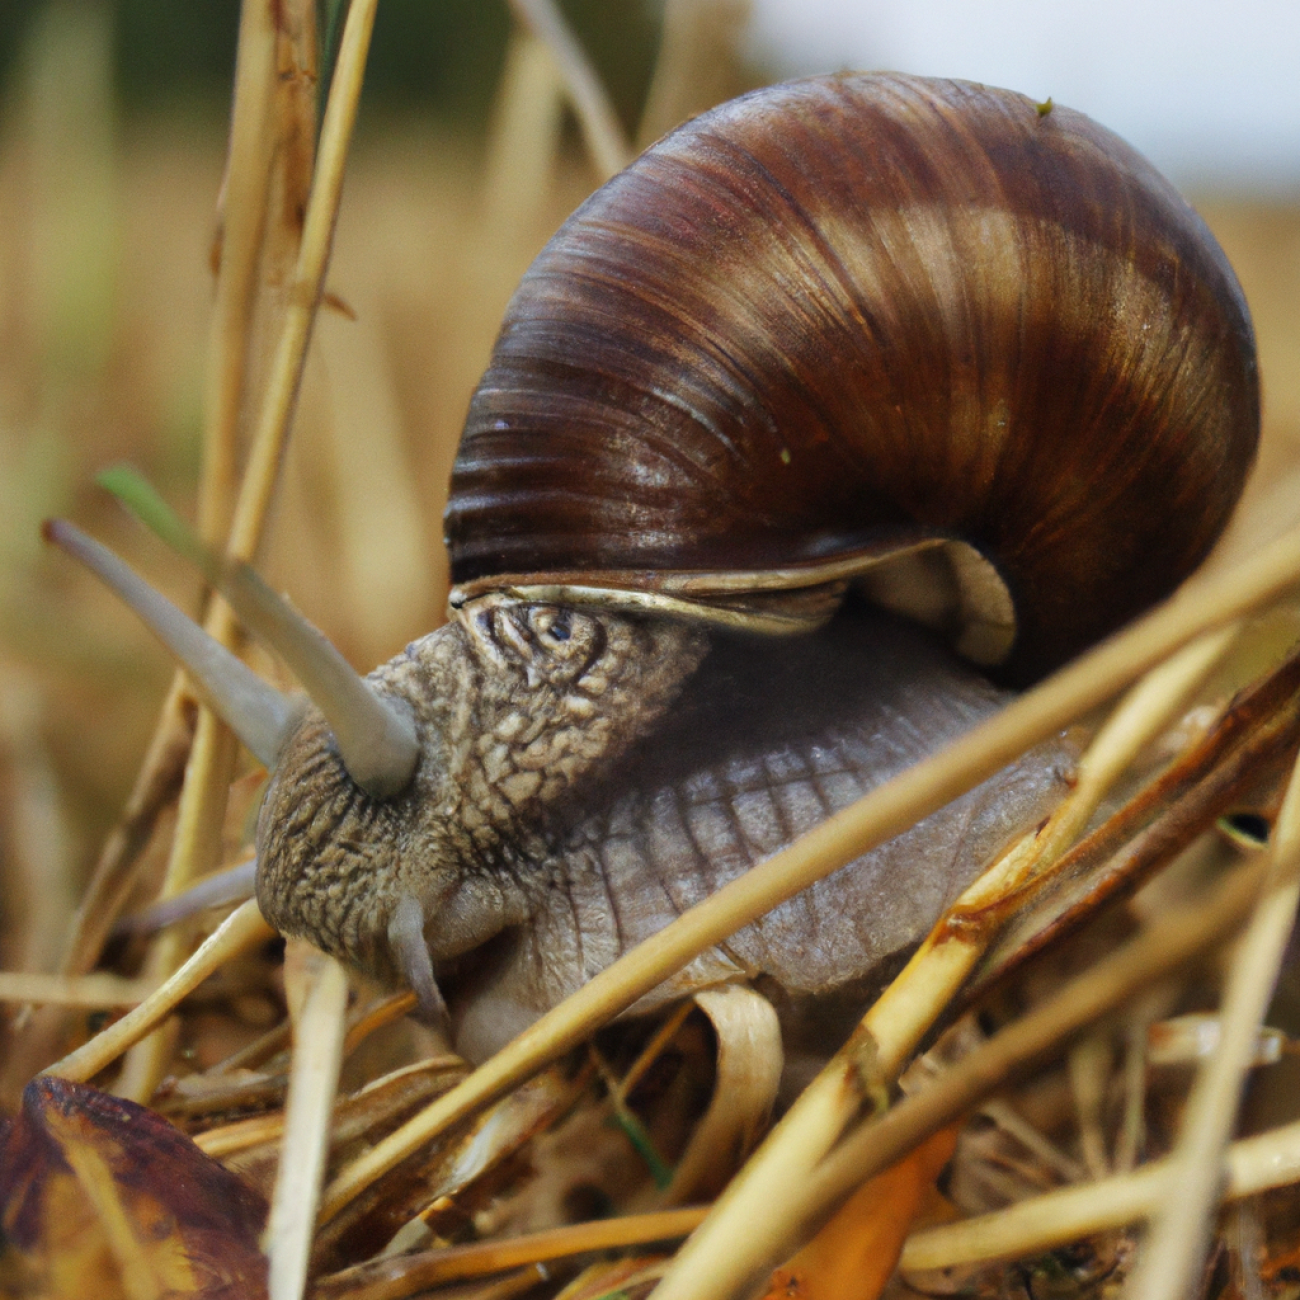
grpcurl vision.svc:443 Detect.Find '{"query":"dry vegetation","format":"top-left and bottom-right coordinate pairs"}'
top-left (3, 2), bottom-right (1300, 1299)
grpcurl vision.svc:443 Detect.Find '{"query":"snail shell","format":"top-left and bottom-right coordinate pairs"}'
top-left (447, 72), bottom-right (1258, 682)
top-left (247, 72), bottom-right (1259, 1062)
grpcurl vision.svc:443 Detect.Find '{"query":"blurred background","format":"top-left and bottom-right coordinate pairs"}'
top-left (0, 0), bottom-right (1296, 979)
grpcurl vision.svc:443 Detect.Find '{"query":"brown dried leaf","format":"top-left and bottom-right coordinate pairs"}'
top-left (310, 1065), bottom-right (582, 1274)
top-left (666, 984), bottom-right (782, 1203)
top-left (763, 1127), bottom-right (959, 1300)
top-left (0, 1076), bottom-right (268, 1299)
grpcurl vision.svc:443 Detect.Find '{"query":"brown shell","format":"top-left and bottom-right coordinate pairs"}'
top-left (446, 72), bottom-right (1258, 683)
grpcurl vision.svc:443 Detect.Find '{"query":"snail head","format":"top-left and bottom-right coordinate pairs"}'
top-left (44, 475), bottom-right (703, 1024)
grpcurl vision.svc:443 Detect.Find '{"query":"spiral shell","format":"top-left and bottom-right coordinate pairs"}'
top-left (446, 72), bottom-right (1258, 682)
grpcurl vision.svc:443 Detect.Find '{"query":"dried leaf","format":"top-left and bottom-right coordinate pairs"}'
top-left (311, 1065), bottom-right (583, 1274)
top-left (763, 1127), bottom-right (958, 1300)
top-left (0, 1076), bottom-right (268, 1299)
top-left (665, 984), bottom-right (782, 1203)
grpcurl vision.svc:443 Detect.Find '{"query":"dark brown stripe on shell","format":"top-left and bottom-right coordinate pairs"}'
top-left (448, 73), bottom-right (1257, 682)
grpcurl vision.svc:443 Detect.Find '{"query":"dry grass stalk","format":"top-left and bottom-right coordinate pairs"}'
top-left (900, 1116), bottom-right (1300, 1273)
top-left (198, 0), bottom-right (290, 547)
top-left (114, 0), bottom-right (374, 1104)
top-left (650, 848), bottom-right (1276, 1299)
top-left (507, 0), bottom-right (632, 180)
top-left (341, 991), bottom-right (420, 1057)
top-left (970, 641), bottom-right (1300, 992)
top-left (44, 0), bottom-right (303, 996)
top-left (1028, 623), bottom-right (1241, 867)
top-left (480, 29), bottom-right (568, 243)
top-left (222, 0), bottom-right (377, 566)
top-left (1128, 750), bottom-right (1300, 1300)
top-left (787, 852), bottom-right (1277, 1261)
top-left (663, 987), bottom-right (783, 1204)
top-left (115, 712), bottom-right (241, 1100)
top-left (193, 1053), bottom-right (466, 1160)
top-left (41, 680), bottom-right (195, 989)
top-left (672, 626), bottom-right (1249, 1300)
top-left (314, 1207), bottom-right (709, 1300)
top-left (111, 0), bottom-right (318, 1103)
top-left (194, 1109), bottom-right (287, 1159)
top-left (0, 972), bottom-right (156, 1008)
top-left (40, 898), bottom-right (275, 1084)
top-left (636, 0), bottom-right (752, 147)
top-left (265, 942), bottom-right (350, 1300)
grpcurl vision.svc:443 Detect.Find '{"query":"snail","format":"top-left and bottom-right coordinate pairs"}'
top-left (52, 72), bottom-right (1258, 1064)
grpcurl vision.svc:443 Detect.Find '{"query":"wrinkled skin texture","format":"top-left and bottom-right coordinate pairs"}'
top-left (258, 600), bottom-right (1076, 1062)
top-left (256, 598), bottom-right (706, 981)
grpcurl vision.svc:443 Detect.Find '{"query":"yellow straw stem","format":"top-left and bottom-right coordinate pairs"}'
top-left (225, 0), bottom-right (379, 566)
top-left (198, 0), bottom-right (281, 546)
top-left (900, 1116), bottom-right (1300, 1273)
top-left (41, 899), bottom-right (274, 1084)
top-left (1127, 747), bottom-right (1300, 1300)
top-left (0, 971), bottom-right (157, 1007)
top-left (316, 1207), bottom-right (708, 1300)
top-left (266, 945), bottom-right (351, 1300)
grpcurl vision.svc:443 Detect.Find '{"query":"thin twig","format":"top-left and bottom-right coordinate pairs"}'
top-left (777, 856), bottom-right (1271, 1273)
top-left (637, 0), bottom-right (748, 149)
top-left (341, 990), bottom-right (418, 1058)
top-left (39, 0), bottom-right (280, 997)
top-left (116, 0), bottom-right (372, 1102)
top-left (115, 713), bottom-right (239, 1100)
top-left (206, 1017), bottom-right (293, 1075)
top-left (51, 680), bottom-right (195, 978)
top-left (0, 662), bottom-right (194, 1099)
top-left (111, 0), bottom-right (310, 1101)
top-left (970, 643), bottom-right (1300, 994)
top-left (1024, 624), bottom-right (1240, 869)
top-left (199, 0), bottom-right (283, 546)
top-left (221, 0), bottom-right (377, 569)
top-left (315, 1207), bottom-right (709, 1300)
top-left (0, 971), bottom-right (157, 1007)
top-left (32, 0), bottom-right (281, 1003)
top-left (195, 1109), bottom-right (287, 1158)
top-left (480, 28), bottom-right (567, 239)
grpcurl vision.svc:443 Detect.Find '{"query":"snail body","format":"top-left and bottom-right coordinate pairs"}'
top-left (57, 73), bottom-right (1258, 1063)
top-left (256, 600), bottom-right (1076, 1061)
top-left (253, 72), bottom-right (1257, 1057)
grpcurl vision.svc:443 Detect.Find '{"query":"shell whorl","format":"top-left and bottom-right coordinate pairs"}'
top-left (447, 72), bottom-right (1258, 682)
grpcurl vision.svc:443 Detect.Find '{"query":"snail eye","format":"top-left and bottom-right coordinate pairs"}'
top-left (525, 606), bottom-right (604, 685)
top-left (525, 606), bottom-right (598, 670)
top-left (481, 603), bottom-right (603, 686)
top-left (535, 608), bottom-right (572, 643)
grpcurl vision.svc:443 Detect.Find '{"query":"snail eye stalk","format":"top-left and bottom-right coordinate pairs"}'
top-left (60, 467), bottom-right (420, 800)
top-left (42, 519), bottom-right (301, 770)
